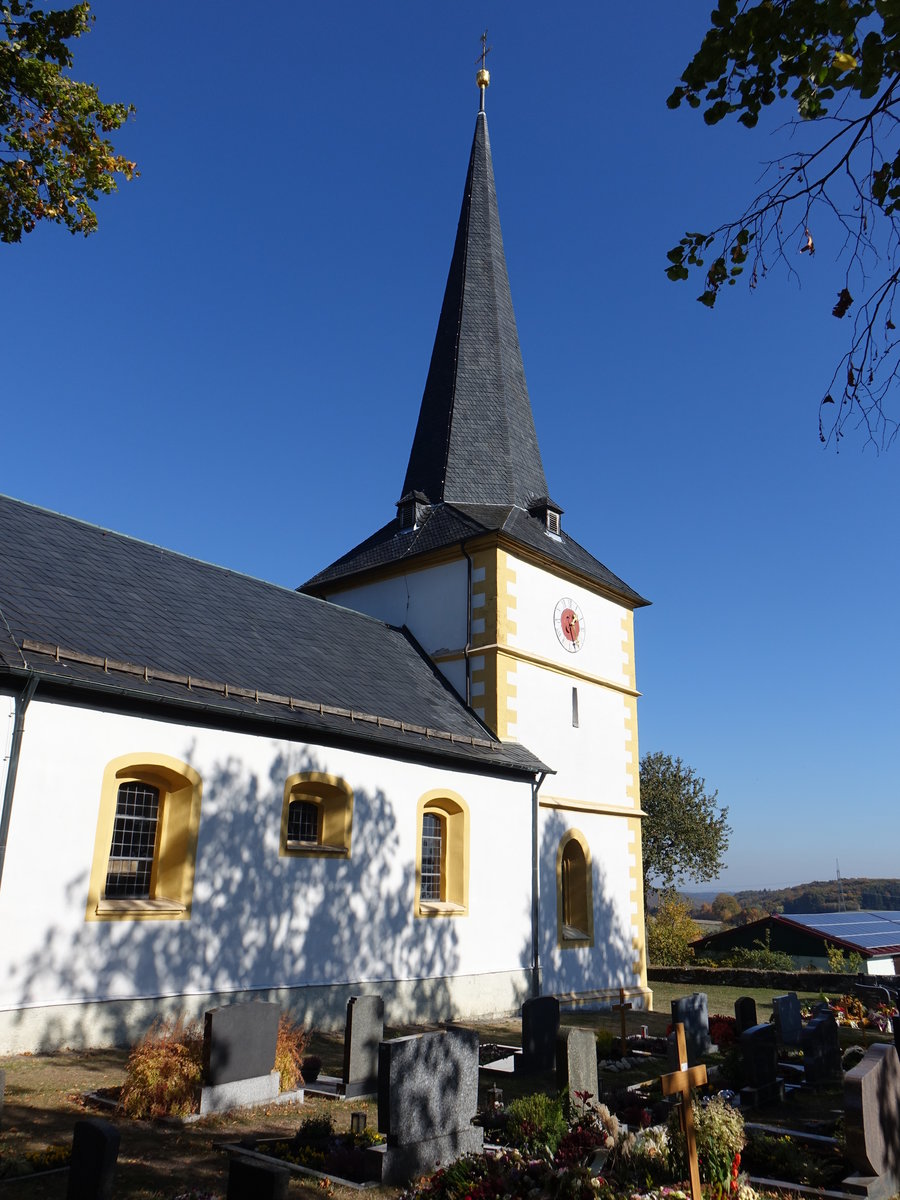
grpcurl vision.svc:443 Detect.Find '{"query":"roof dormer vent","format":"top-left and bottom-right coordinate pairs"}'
top-left (528, 495), bottom-right (564, 538)
top-left (396, 490), bottom-right (431, 532)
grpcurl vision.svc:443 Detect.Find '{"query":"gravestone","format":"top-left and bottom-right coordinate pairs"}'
top-left (844, 1042), bottom-right (900, 1196)
top-left (739, 1023), bottom-right (783, 1108)
top-left (670, 993), bottom-right (712, 1064)
top-left (375, 1027), bottom-right (483, 1184)
top-left (556, 1026), bottom-right (599, 1104)
top-left (855, 983), bottom-right (893, 1011)
top-left (772, 992), bottom-right (803, 1047)
top-left (200, 1000), bottom-right (281, 1114)
top-left (893, 1014), bottom-right (900, 1057)
top-left (800, 1012), bottom-right (841, 1086)
top-left (734, 996), bottom-right (758, 1035)
top-left (515, 995), bottom-right (559, 1074)
top-left (343, 994), bottom-right (384, 1098)
top-left (66, 1118), bottom-right (119, 1200)
top-left (227, 1155), bottom-right (289, 1200)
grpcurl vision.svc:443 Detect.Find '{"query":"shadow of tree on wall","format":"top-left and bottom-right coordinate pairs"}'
top-left (9, 742), bottom-right (467, 1050)
top-left (537, 809), bottom-right (634, 998)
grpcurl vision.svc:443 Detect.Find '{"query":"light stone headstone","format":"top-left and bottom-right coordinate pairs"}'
top-left (772, 992), bottom-right (803, 1047)
top-left (671, 993), bottom-right (712, 1064)
top-left (734, 996), bottom-right (758, 1035)
top-left (556, 1027), bottom-right (599, 1104)
top-left (515, 995), bottom-right (560, 1074)
top-left (844, 1042), bottom-right (900, 1187)
top-left (66, 1118), bottom-right (120, 1200)
top-left (343, 994), bottom-right (384, 1098)
top-left (376, 1027), bottom-right (483, 1184)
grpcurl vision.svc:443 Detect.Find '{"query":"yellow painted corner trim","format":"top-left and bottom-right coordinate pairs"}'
top-left (556, 827), bottom-right (594, 950)
top-left (415, 788), bottom-right (470, 918)
top-left (280, 771), bottom-right (354, 859)
top-left (85, 752), bottom-right (203, 923)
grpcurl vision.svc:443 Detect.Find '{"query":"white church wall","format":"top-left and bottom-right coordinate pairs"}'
top-left (515, 663), bottom-right (632, 807)
top-left (507, 557), bottom-right (632, 689)
top-left (0, 692), bottom-right (14, 804)
top-left (0, 697), bottom-right (534, 1052)
top-left (537, 806), bottom-right (641, 998)
top-left (323, 559), bottom-right (469, 659)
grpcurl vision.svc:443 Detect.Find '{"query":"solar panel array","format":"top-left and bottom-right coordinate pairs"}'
top-left (785, 911), bottom-right (900, 951)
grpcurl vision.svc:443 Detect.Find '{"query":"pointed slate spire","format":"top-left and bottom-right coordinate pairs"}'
top-left (401, 109), bottom-right (548, 508)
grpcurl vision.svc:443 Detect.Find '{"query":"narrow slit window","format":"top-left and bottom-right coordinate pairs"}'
top-left (572, 686), bottom-right (579, 728)
top-left (104, 781), bottom-right (160, 899)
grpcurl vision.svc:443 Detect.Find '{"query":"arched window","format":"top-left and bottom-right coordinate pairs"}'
top-left (556, 829), bottom-right (594, 947)
top-left (280, 773), bottom-right (353, 857)
top-left (86, 753), bottom-right (203, 922)
top-left (415, 791), bottom-right (469, 917)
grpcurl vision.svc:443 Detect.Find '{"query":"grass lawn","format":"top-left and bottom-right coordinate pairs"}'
top-left (648, 981), bottom-right (829, 1023)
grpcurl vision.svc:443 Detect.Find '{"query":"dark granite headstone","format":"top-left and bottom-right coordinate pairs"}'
top-left (739, 1022), bottom-right (783, 1108)
top-left (854, 983), bottom-right (892, 1011)
top-left (202, 1000), bottom-right (279, 1086)
top-left (734, 996), bottom-right (758, 1035)
top-left (376, 1027), bottom-right (483, 1184)
top-left (671, 993), bottom-right (711, 1064)
top-left (556, 1027), bottom-right (599, 1103)
top-left (893, 1014), bottom-right (900, 1057)
top-left (66, 1118), bottom-right (120, 1200)
top-left (800, 1012), bottom-right (842, 1085)
top-left (844, 1042), bottom-right (900, 1186)
top-left (227, 1155), bottom-right (289, 1200)
top-left (772, 992), bottom-right (803, 1047)
top-left (343, 994), bottom-right (384, 1098)
top-left (515, 995), bottom-right (560, 1074)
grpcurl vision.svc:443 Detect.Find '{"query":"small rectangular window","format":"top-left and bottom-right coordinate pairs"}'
top-left (572, 687), bottom-right (579, 728)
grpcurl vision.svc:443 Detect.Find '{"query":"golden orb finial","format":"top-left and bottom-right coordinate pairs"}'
top-left (476, 31), bottom-right (492, 111)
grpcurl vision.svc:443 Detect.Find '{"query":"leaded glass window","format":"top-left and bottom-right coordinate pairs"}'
top-left (104, 781), bottom-right (160, 899)
top-left (420, 812), bottom-right (443, 901)
top-left (287, 799), bottom-right (318, 844)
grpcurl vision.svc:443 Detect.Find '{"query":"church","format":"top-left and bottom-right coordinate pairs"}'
top-left (0, 71), bottom-right (650, 1054)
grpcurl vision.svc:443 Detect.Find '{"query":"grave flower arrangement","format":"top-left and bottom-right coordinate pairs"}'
top-left (265, 1111), bottom-right (384, 1183)
top-left (0, 1143), bottom-right (71, 1179)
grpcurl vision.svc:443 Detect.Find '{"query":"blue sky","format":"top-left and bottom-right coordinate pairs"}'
top-left (4, 2), bottom-right (898, 891)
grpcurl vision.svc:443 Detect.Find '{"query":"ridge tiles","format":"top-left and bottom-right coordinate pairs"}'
top-left (401, 110), bottom-right (547, 508)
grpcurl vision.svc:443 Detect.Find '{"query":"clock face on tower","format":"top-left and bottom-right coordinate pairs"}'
top-left (553, 597), bottom-right (585, 653)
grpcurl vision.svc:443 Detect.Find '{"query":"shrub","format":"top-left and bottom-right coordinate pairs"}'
top-left (595, 1028), bottom-right (615, 1058)
top-left (274, 1013), bottom-right (309, 1091)
top-left (667, 1095), bottom-right (745, 1191)
top-left (120, 1017), bottom-right (203, 1119)
top-left (505, 1092), bottom-right (567, 1157)
top-left (647, 893), bottom-right (699, 966)
top-left (709, 1014), bottom-right (737, 1048)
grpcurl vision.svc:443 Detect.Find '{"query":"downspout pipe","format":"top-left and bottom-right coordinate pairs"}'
top-left (531, 769), bottom-right (547, 997)
top-left (0, 673), bottom-right (37, 894)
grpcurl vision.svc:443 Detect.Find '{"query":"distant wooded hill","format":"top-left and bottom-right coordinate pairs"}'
top-left (728, 878), bottom-right (900, 913)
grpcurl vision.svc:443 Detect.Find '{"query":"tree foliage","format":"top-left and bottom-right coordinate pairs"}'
top-left (640, 751), bottom-right (730, 892)
top-left (667, 0), bottom-right (900, 448)
top-left (0, 1), bottom-right (136, 243)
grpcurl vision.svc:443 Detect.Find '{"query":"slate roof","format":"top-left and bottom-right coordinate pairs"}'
top-left (304, 500), bottom-right (648, 605)
top-left (0, 495), bottom-right (547, 776)
top-left (402, 109), bottom-right (547, 508)
top-left (305, 108), bottom-right (646, 607)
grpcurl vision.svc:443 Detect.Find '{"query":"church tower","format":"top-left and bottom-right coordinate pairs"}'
top-left (303, 68), bottom-right (651, 1007)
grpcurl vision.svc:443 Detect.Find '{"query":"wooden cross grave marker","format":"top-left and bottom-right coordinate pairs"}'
top-left (611, 987), bottom-right (633, 1055)
top-left (660, 1023), bottom-right (707, 1200)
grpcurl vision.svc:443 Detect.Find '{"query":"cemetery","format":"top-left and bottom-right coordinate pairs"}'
top-left (0, 981), bottom-right (898, 1199)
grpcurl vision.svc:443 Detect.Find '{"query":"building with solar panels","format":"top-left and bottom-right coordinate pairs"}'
top-left (693, 911), bottom-right (900, 976)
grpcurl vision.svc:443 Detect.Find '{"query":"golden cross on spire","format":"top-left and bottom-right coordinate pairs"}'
top-left (476, 30), bottom-right (492, 112)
